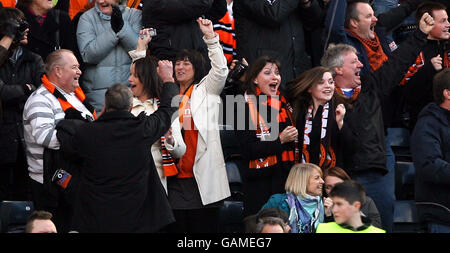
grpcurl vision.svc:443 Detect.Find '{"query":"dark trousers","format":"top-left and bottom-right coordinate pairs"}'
top-left (167, 207), bottom-right (220, 233)
top-left (0, 145), bottom-right (31, 201)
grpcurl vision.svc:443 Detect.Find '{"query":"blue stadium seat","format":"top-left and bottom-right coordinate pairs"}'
top-left (218, 200), bottom-right (244, 233)
top-left (395, 161), bottom-right (415, 200)
top-left (393, 200), bottom-right (424, 233)
top-left (0, 201), bottom-right (34, 233)
top-left (225, 160), bottom-right (244, 202)
top-left (388, 127), bottom-right (412, 162)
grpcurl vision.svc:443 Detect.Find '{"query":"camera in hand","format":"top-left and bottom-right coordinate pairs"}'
top-left (16, 19), bottom-right (29, 42)
top-left (52, 169), bottom-right (72, 189)
top-left (226, 60), bottom-right (248, 85)
top-left (139, 28), bottom-right (157, 39)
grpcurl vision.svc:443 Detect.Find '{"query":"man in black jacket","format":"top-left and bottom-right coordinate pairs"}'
top-left (142, 0), bottom-right (226, 65)
top-left (0, 7), bottom-right (43, 201)
top-left (410, 68), bottom-right (450, 233)
top-left (406, 1), bottom-right (449, 131)
top-left (67, 62), bottom-right (177, 232)
top-left (320, 12), bottom-right (434, 232)
top-left (233, 0), bottom-right (323, 92)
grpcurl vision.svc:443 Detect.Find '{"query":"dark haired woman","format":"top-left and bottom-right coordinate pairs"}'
top-left (234, 56), bottom-right (299, 218)
top-left (128, 56), bottom-right (185, 193)
top-left (288, 66), bottom-right (349, 171)
top-left (165, 17), bottom-right (230, 233)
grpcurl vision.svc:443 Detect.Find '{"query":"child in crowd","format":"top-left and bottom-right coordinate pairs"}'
top-left (316, 180), bottom-right (386, 233)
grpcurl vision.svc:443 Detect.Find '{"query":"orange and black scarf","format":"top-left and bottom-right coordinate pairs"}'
top-left (301, 102), bottom-right (336, 170)
top-left (336, 86), bottom-right (361, 101)
top-left (399, 52), bottom-right (425, 85)
top-left (346, 29), bottom-right (388, 72)
top-left (245, 87), bottom-right (299, 169)
top-left (155, 98), bottom-right (178, 177)
top-left (41, 74), bottom-right (97, 121)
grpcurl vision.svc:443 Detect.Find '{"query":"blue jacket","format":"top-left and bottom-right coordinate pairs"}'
top-left (411, 103), bottom-right (450, 226)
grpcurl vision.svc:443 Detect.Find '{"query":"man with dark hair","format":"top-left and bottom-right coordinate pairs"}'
top-left (0, 7), bottom-right (43, 202)
top-left (67, 61), bottom-right (178, 232)
top-left (406, 1), bottom-right (449, 131)
top-left (316, 180), bottom-right (386, 233)
top-left (25, 210), bottom-right (57, 233)
top-left (256, 216), bottom-right (288, 233)
top-left (410, 68), bottom-right (450, 233)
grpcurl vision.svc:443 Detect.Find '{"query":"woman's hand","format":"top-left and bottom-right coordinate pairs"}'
top-left (136, 28), bottom-right (153, 51)
top-left (197, 17), bottom-right (215, 39)
top-left (279, 126), bottom-right (298, 144)
top-left (335, 103), bottom-right (346, 130)
top-left (324, 197), bottom-right (333, 217)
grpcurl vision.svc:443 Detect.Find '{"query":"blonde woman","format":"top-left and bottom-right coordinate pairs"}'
top-left (260, 163), bottom-right (325, 233)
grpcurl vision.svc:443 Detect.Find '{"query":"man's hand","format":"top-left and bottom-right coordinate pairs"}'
top-left (197, 17), bottom-right (215, 39)
top-left (157, 60), bottom-right (175, 83)
top-left (431, 54), bottom-right (443, 71)
top-left (419, 12), bottom-right (435, 35)
top-left (164, 127), bottom-right (174, 146)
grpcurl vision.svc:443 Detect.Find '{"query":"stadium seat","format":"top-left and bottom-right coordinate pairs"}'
top-left (395, 161), bottom-right (415, 200)
top-left (388, 127), bottom-right (412, 162)
top-left (393, 200), bottom-right (424, 233)
top-left (217, 200), bottom-right (244, 233)
top-left (0, 201), bottom-right (34, 233)
top-left (225, 159), bottom-right (244, 202)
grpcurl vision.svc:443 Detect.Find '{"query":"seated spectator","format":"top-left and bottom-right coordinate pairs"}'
top-left (411, 69), bottom-right (450, 233)
top-left (260, 163), bottom-right (325, 233)
top-left (256, 216), bottom-right (288, 233)
top-left (16, 0), bottom-right (78, 62)
top-left (288, 66), bottom-right (348, 171)
top-left (323, 167), bottom-right (382, 228)
top-left (128, 56), bottom-right (186, 193)
top-left (25, 210), bottom-right (57, 233)
top-left (234, 56), bottom-right (298, 218)
top-left (316, 180), bottom-right (386, 233)
top-left (76, 0), bottom-right (141, 111)
top-left (0, 7), bottom-right (43, 202)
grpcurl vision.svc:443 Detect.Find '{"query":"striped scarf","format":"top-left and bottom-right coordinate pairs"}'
top-left (400, 52), bottom-right (425, 85)
top-left (301, 103), bottom-right (336, 170)
top-left (244, 87), bottom-right (299, 169)
top-left (155, 98), bottom-right (178, 177)
top-left (41, 74), bottom-right (97, 121)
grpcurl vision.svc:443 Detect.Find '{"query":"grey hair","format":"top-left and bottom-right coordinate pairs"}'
top-left (320, 43), bottom-right (358, 76)
top-left (105, 83), bottom-right (133, 112)
top-left (44, 49), bottom-right (74, 75)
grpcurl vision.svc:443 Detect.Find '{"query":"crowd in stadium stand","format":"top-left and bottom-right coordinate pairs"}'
top-left (0, 0), bottom-right (449, 233)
